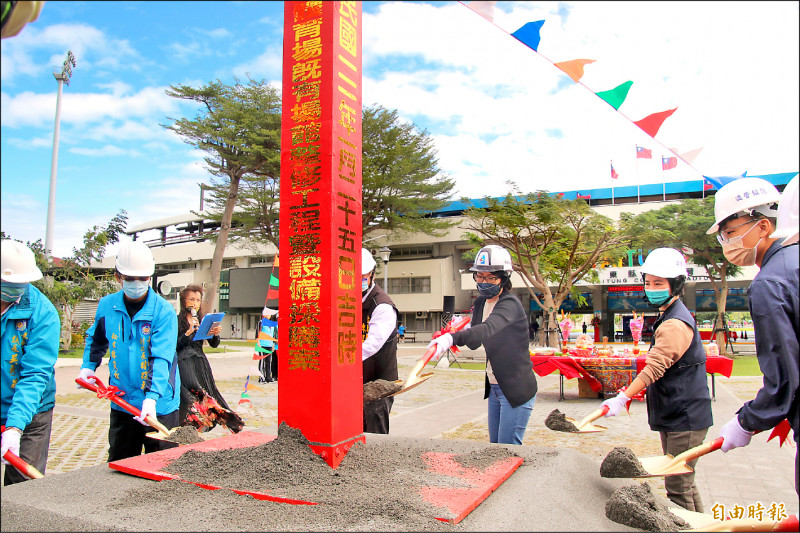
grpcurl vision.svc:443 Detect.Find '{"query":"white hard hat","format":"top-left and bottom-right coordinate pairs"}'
top-left (470, 244), bottom-right (513, 272)
top-left (1, 240), bottom-right (43, 283)
top-left (706, 177), bottom-right (781, 234)
top-left (771, 175), bottom-right (799, 246)
top-left (115, 241), bottom-right (155, 277)
top-left (640, 248), bottom-right (688, 279)
top-left (361, 248), bottom-right (376, 275)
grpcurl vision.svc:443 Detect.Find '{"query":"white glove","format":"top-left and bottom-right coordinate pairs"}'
top-left (76, 367), bottom-right (97, 389)
top-left (601, 391), bottom-right (630, 417)
top-left (719, 416), bottom-right (754, 452)
top-left (1, 428), bottom-right (22, 465)
top-left (427, 333), bottom-right (453, 360)
top-left (134, 398), bottom-right (157, 426)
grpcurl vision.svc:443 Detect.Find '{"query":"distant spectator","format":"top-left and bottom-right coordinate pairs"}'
top-left (398, 323), bottom-right (405, 343)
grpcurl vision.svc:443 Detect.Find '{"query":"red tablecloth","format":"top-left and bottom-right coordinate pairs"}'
top-left (530, 354), bottom-right (733, 395)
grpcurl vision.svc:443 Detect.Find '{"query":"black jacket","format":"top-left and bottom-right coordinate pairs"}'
top-left (452, 291), bottom-right (537, 407)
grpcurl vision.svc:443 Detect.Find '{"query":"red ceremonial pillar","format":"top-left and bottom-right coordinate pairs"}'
top-left (278, 0), bottom-right (364, 468)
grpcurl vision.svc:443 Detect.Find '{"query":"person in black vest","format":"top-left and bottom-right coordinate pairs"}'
top-left (361, 248), bottom-right (398, 434)
top-left (428, 245), bottom-right (538, 445)
top-left (601, 248), bottom-right (712, 512)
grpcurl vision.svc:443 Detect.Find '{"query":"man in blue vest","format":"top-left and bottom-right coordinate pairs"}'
top-left (1, 240), bottom-right (60, 485)
top-left (77, 241), bottom-right (180, 461)
top-left (708, 177), bottom-right (799, 502)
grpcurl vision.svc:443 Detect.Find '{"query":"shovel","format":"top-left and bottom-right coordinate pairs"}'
top-left (0, 426), bottom-right (44, 479)
top-left (633, 437), bottom-right (724, 477)
top-left (76, 376), bottom-right (172, 439)
top-left (564, 405), bottom-right (610, 433)
top-left (3, 450), bottom-right (44, 479)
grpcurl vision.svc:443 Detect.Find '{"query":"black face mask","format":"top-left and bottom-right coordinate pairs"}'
top-left (476, 282), bottom-right (502, 298)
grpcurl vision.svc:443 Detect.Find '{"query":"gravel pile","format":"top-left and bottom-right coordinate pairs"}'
top-left (605, 482), bottom-right (690, 531)
top-left (600, 446), bottom-right (649, 478)
top-left (544, 409), bottom-right (580, 432)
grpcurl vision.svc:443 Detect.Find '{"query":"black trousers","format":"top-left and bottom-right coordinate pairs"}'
top-left (258, 352), bottom-right (273, 381)
top-left (108, 408), bottom-right (179, 462)
top-left (3, 409), bottom-right (53, 486)
top-left (363, 397), bottom-right (393, 434)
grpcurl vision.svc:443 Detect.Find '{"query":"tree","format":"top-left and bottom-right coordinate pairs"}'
top-left (463, 192), bottom-right (629, 347)
top-left (1, 210), bottom-right (128, 350)
top-left (162, 77), bottom-right (282, 312)
top-left (361, 104), bottom-right (456, 240)
top-left (621, 198), bottom-right (742, 355)
top-left (218, 103), bottom-right (458, 252)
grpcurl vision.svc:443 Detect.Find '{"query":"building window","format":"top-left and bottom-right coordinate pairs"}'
top-left (166, 285), bottom-right (185, 301)
top-left (390, 246), bottom-right (433, 258)
top-left (221, 258), bottom-right (237, 269)
top-left (249, 255), bottom-right (274, 266)
top-left (388, 277), bottom-right (431, 294)
top-left (160, 262), bottom-right (197, 271)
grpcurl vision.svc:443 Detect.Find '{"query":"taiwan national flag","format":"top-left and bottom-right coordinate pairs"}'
top-left (636, 146), bottom-right (652, 159)
top-left (662, 156), bottom-right (677, 170)
top-left (611, 163), bottom-right (619, 179)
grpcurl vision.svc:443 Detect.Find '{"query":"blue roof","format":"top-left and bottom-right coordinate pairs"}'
top-left (435, 172), bottom-right (798, 215)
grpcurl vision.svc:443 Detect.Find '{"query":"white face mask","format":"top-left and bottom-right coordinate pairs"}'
top-left (721, 223), bottom-right (762, 266)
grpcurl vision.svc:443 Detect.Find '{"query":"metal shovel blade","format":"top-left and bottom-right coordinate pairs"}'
top-left (385, 373), bottom-right (434, 398)
top-left (144, 430), bottom-right (182, 449)
top-left (634, 437), bottom-right (724, 478)
top-left (564, 406), bottom-right (610, 433)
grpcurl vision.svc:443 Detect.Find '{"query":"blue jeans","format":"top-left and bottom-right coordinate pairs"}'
top-left (487, 384), bottom-right (535, 445)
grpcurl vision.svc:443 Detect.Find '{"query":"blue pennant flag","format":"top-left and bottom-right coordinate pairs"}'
top-left (511, 20), bottom-right (545, 51)
top-left (703, 171), bottom-right (747, 190)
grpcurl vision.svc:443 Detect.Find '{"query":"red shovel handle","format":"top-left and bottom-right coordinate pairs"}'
top-left (75, 377), bottom-right (170, 436)
top-left (3, 450), bottom-right (43, 479)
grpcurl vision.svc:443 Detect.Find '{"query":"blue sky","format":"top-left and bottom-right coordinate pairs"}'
top-left (2, 1), bottom-right (798, 258)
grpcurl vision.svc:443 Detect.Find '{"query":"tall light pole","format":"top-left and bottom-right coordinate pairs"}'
top-left (45, 50), bottom-right (76, 260)
top-left (378, 246), bottom-right (391, 292)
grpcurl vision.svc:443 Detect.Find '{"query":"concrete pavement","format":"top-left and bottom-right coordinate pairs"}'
top-left (4, 342), bottom-right (795, 525)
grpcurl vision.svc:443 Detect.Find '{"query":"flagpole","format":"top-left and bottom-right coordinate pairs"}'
top-left (662, 161), bottom-right (666, 201)
top-left (635, 147), bottom-right (640, 203)
top-left (610, 160), bottom-right (615, 205)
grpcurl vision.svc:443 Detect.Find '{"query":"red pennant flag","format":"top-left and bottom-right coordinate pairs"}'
top-left (634, 107), bottom-right (678, 138)
top-left (662, 156), bottom-right (677, 171)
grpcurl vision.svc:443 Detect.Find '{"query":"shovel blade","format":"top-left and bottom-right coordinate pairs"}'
top-left (564, 416), bottom-right (607, 433)
top-left (386, 373), bottom-right (434, 398)
top-left (144, 431), bottom-right (181, 449)
top-left (636, 454), bottom-right (694, 477)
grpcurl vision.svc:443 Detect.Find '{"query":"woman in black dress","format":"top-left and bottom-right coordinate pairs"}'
top-left (176, 284), bottom-right (235, 430)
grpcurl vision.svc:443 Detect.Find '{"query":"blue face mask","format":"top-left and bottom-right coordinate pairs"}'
top-left (645, 289), bottom-right (672, 307)
top-left (1, 282), bottom-right (28, 302)
top-left (361, 280), bottom-right (370, 292)
top-left (477, 282), bottom-right (502, 299)
top-left (122, 280), bottom-right (149, 300)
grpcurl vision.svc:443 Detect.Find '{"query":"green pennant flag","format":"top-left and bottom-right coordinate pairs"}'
top-left (595, 81), bottom-right (633, 110)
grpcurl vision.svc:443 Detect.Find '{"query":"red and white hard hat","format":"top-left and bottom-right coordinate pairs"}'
top-left (706, 177), bottom-right (781, 234)
top-left (1, 240), bottom-right (43, 283)
top-left (771, 175), bottom-right (799, 246)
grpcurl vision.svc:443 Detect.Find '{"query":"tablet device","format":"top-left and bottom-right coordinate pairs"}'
top-left (193, 312), bottom-right (226, 341)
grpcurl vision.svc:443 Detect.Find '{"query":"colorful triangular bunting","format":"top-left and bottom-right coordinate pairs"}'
top-left (511, 20), bottom-right (545, 52)
top-left (595, 81), bottom-right (633, 110)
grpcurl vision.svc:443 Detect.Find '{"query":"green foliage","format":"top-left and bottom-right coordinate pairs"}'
top-left (621, 198), bottom-right (742, 355)
top-left (361, 104), bottom-right (457, 239)
top-left (162, 76), bottom-right (282, 308)
top-left (463, 191), bottom-right (630, 345)
top-left (2, 210), bottom-right (127, 350)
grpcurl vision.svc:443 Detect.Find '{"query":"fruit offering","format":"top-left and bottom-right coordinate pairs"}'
top-left (559, 313), bottom-right (572, 353)
top-left (575, 333), bottom-right (594, 356)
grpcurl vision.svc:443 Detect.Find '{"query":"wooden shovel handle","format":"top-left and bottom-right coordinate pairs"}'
top-left (3, 451), bottom-right (44, 479)
top-left (576, 406), bottom-right (609, 429)
top-left (669, 437), bottom-right (724, 468)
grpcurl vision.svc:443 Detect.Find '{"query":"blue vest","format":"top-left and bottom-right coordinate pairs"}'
top-left (646, 299), bottom-right (713, 432)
